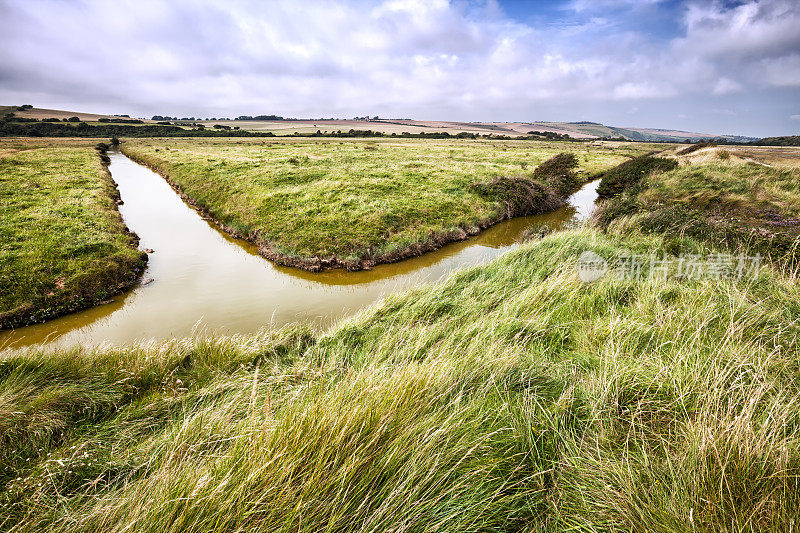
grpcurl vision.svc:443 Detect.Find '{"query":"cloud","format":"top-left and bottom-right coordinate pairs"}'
top-left (791, 115), bottom-right (800, 120)
top-left (713, 78), bottom-right (743, 95)
top-left (677, 0), bottom-right (800, 60)
top-left (673, 0), bottom-right (800, 89)
top-left (0, 0), bottom-right (797, 127)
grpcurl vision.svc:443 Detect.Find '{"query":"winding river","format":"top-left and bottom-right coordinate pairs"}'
top-left (0, 152), bottom-right (600, 350)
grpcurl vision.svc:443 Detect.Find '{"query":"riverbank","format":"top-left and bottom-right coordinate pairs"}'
top-left (595, 144), bottom-right (800, 266)
top-left (0, 140), bottom-right (146, 329)
top-left (122, 138), bottom-right (654, 271)
top-left (0, 149), bottom-right (603, 350)
top-left (3, 224), bottom-right (799, 531)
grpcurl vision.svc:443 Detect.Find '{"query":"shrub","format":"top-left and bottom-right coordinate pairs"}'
top-left (533, 152), bottom-right (582, 196)
top-left (470, 176), bottom-right (564, 218)
top-left (596, 156), bottom-right (678, 198)
top-left (66, 116), bottom-right (81, 122)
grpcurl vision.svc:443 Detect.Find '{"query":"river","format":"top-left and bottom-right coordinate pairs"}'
top-left (0, 152), bottom-right (600, 350)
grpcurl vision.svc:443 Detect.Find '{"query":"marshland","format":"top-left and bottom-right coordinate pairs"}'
top-left (2, 132), bottom-right (800, 532)
top-left (3, 0), bottom-right (800, 530)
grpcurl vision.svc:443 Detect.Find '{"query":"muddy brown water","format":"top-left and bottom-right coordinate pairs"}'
top-left (0, 152), bottom-right (600, 350)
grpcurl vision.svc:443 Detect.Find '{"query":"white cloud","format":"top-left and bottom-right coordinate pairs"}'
top-left (673, 0), bottom-right (800, 90)
top-left (0, 0), bottom-right (797, 121)
top-left (713, 78), bottom-right (743, 95)
top-left (678, 0), bottom-right (800, 60)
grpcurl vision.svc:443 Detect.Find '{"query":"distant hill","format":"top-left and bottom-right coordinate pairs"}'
top-left (7, 105), bottom-right (139, 122)
top-left (752, 136), bottom-right (800, 146)
top-left (0, 105), bottom-right (762, 142)
top-left (607, 126), bottom-right (757, 143)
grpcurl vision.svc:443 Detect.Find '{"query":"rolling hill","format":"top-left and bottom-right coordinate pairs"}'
top-left (2, 105), bottom-right (760, 142)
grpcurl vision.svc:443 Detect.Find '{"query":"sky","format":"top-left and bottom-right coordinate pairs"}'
top-left (0, 0), bottom-right (798, 137)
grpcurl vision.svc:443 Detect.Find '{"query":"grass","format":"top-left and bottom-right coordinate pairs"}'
top-left (0, 139), bottom-right (146, 328)
top-left (121, 137), bottom-right (654, 270)
top-left (3, 220), bottom-right (800, 531)
top-left (4, 139), bottom-right (799, 530)
top-left (595, 146), bottom-right (800, 265)
top-left (595, 154), bottom-right (678, 198)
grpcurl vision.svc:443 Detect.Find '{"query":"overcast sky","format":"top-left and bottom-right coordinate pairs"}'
top-left (1, 0), bottom-right (798, 137)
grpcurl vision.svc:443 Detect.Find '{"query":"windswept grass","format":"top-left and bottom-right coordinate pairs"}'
top-left (596, 151), bottom-right (800, 265)
top-left (121, 138), bottom-right (652, 270)
top-left (3, 225), bottom-right (800, 531)
top-left (0, 140), bottom-right (146, 328)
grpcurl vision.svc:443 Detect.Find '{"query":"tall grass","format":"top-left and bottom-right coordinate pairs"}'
top-left (595, 157), bottom-right (800, 267)
top-left (3, 225), bottom-right (800, 531)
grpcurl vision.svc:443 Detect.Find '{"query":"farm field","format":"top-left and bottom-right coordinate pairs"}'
top-left (4, 106), bottom-right (761, 142)
top-left (0, 139), bottom-right (146, 328)
top-left (121, 137), bottom-right (657, 270)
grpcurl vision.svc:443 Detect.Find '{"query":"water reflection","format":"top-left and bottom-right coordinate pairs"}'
top-left (0, 153), bottom-right (599, 350)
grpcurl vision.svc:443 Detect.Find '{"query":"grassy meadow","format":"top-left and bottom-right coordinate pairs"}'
top-left (596, 144), bottom-right (800, 265)
top-left (0, 139), bottom-right (146, 328)
top-left (3, 223), bottom-right (800, 531)
top-left (2, 137), bottom-right (799, 531)
top-left (121, 138), bottom-right (655, 270)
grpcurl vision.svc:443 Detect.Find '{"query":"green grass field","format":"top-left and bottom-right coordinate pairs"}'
top-left (3, 138), bottom-right (799, 531)
top-left (596, 145), bottom-right (800, 265)
top-left (121, 138), bottom-right (654, 270)
top-left (0, 140), bottom-right (146, 328)
top-left (3, 222), bottom-right (799, 531)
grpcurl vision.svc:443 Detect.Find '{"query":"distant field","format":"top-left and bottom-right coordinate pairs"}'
top-left (197, 119), bottom-right (606, 138)
top-left (0, 139), bottom-right (146, 328)
top-left (9, 107), bottom-right (126, 122)
top-left (3, 106), bottom-right (757, 141)
top-left (122, 137), bottom-right (657, 269)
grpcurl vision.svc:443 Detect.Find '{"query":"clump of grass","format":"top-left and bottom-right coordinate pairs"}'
top-left (532, 151), bottom-right (583, 196)
top-left (677, 141), bottom-right (716, 155)
top-left (94, 142), bottom-right (111, 164)
top-left (596, 155), bottom-right (678, 198)
top-left (469, 175), bottom-right (564, 217)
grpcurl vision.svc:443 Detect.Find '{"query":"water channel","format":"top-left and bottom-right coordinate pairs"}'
top-left (0, 152), bottom-right (600, 350)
